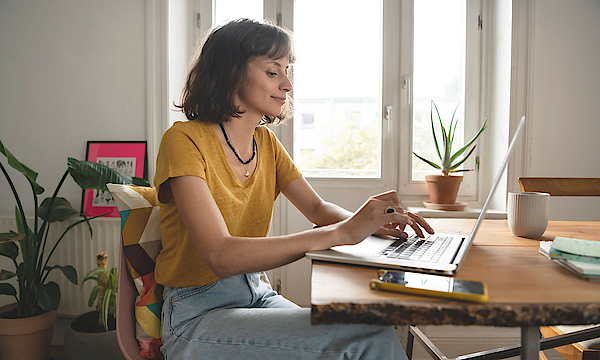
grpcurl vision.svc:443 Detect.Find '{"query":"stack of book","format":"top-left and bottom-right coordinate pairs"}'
top-left (539, 237), bottom-right (600, 282)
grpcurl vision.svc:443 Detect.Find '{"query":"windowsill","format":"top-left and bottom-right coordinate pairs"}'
top-left (407, 206), bottom-right (507, 219)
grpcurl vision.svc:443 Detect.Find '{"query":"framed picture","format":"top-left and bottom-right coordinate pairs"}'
top-left (82, 141), bottom-right (148, 217)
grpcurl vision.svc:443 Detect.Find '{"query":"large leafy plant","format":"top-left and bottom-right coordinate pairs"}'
top-left (0, 140), bottom-right (148, 318)
top-left (82, 265), bottom-right (118, 332)
top-left (413, 101), bottom-right (488, 176)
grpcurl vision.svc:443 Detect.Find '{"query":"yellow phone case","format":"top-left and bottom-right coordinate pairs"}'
top-left (369, 270), bottom-right (489, 303)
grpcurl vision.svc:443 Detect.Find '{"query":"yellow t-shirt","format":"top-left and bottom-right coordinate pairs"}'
top-left (153, 120), bottom-right (302, 287)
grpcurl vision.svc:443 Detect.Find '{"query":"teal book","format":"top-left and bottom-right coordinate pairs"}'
top-left (549, 237), bottom-right (600, 265)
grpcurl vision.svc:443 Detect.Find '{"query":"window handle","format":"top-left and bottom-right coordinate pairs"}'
top-left (403, 76), bottom-right (411, 105)
top-left (385, 106), bottom-right (393, 134)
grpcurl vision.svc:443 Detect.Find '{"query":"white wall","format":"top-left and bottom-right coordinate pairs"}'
top-left (0, 0), bottom-right (147, 217)
top-left (527, 0), bottom-right (600, 220)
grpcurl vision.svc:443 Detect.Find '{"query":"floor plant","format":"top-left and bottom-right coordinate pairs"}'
top-left (0, 139), bottom-right (148, 319)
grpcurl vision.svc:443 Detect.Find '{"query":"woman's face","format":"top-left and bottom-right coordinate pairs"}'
top-left (235, 55), bottom-right (292, 120)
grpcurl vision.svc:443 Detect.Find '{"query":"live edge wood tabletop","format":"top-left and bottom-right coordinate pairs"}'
top-left (310, 219), bottom-right (600, 327)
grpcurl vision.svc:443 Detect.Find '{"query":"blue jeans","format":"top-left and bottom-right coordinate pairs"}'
top-left (161, 272), bottom-right (407, 359)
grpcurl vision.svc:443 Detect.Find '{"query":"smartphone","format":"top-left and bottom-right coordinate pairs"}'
top-left (369, 270), bottom-right (488, 303)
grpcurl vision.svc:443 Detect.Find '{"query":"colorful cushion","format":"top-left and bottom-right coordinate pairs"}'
top-left (107, 184), bottom-right (163, 360)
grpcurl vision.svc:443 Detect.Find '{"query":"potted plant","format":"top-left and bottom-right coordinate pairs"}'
top-left (413, 101), bottom-right (487, 209)
top-left (0, 140), bottom-right (148, 360)
top-left (64, 252), bottom-right (125, 360)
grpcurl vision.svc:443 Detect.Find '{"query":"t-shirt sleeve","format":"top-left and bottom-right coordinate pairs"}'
top-left (154, 124), bottom-right (207, 203)
top-left (268, 128), bottom-right (302, 196)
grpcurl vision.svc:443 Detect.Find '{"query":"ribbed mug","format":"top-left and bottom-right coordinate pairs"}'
top-left (507, 192), bottom-right (550, 238)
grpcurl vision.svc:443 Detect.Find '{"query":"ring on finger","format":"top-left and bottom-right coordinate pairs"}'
top-left (385, 206), bottom-right (406, 215)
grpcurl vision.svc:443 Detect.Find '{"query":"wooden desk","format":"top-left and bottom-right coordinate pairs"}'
top-left (310, 220), bottom-right (600, 360)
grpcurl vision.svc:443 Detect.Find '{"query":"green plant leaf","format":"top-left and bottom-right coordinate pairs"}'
top-left (450, 115), bottom-right (488, 163)
top-left (109, 267), bottom-right (118, 291)
top-left (34, 281), bottom-right (61, 311)
top-left (38, 197), bottom-right (79, 223)
top-left (0, 231), bottom-right (24, 244)
top-left (81, 275), bottom-right (100, 286)
top-left (88, 285), bottom-right (101, 307)
top-left (0, 283), bottom-right (17, 297)
top-left (0, 241), bottom-right (19, 260)
top-left (0, 269), bottom-right (17, 281)
top-left (132, 177), bottom-right (151, 187)
top-left (82, 268), bottom-right (107, 286)
top-left (102, 288), bottom-right (113, 331)
top-left (448, 103), bottom-right (460, 144)
top-left (14, 207), bottom-right (34, 255)
top-left (45, 265), bottom-right (78, 285)
top-left (430, 101), bottom-right (443, 162)
top-left (0, 140), bottom-right (45, 195)
top-left (67, 158), bottom-right (136, 191)
top-left (413, 152), bottom-right (441, 169)
top-left (450, 144), bottom-right (478, 170)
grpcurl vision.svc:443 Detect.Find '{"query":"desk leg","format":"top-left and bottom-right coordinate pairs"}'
top-left (521, 326), bottom-right (540, 360)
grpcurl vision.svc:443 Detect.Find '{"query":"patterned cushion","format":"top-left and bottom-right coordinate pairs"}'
top-left (107, 184), bottom-right (163, 360)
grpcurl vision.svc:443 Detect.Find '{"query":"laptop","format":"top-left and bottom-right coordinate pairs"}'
top-left (305, 116), bottom-right (527, 276)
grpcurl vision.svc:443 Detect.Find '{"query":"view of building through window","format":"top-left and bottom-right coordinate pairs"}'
top-left (214, 0), bottom-right (262, 25)
top-left (292, 1), bottom-right (383, 178)
top-left (213, 0), bottom-right (467, 181)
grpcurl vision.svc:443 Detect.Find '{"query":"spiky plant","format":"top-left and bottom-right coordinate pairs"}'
top-left (413, 101), bottom-right (487, 176)
top-left (82, 265), bottom-right (118, 331)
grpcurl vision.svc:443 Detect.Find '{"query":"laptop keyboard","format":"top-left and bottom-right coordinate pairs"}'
top-left (375, 235), bottom-right (452, 263)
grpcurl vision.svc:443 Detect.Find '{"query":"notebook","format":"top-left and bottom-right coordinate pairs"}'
top-left (539, 241), bottom-right (600, 282)
top-left (305, 116), bottom-right (527, 276)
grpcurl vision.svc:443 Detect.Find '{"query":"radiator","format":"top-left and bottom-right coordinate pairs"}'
top-left (0, 215), bottom-right (122, 316)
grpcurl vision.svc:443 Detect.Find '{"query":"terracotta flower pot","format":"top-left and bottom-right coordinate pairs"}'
top-left (0, 303), bottom-right (57, 360)
top-left (424, 175), bottom-right (463, 204)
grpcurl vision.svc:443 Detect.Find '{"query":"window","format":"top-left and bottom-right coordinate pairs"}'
top-left (292, 0), bottom-right (383, 178)
top-left (411, 0), bottom-right (466, 181)
top-left (175, 0), bottom-right (484, 198)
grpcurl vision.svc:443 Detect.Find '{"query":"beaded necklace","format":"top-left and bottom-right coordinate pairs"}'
top-left (219, 122), bottom-right (256, 177)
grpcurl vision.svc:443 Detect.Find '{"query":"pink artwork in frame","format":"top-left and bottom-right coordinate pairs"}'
top-left (82, 141), bottom-right (147, 217)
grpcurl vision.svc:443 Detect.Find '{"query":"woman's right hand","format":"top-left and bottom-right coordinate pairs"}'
top-left (335, 190), bottom-right (435, 246)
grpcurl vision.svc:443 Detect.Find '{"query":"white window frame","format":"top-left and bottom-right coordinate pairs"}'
top-left (159, 0), bottom-right (486, 202)
top-left (399, 0), bottom-right (485, 201)
top-left (276, 0), bottom-right (401, 192)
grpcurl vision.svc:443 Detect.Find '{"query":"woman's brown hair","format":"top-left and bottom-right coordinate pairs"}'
top-left (176, 19), bottom-right (295, 124)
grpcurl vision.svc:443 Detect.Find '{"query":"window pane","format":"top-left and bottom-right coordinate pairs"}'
top-left (214, 0), bottom-right (263, 25)
top-left (412, 0), bottom-right (466, 181)
top-left (293, 0), bottom-right (382, 178)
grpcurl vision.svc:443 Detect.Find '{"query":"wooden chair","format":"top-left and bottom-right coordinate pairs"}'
top-left (518, 177), bottom-right (600, 196)
top-left (518, 177), bottom-right (600, 360)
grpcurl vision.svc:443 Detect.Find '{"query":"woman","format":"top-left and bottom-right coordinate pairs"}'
top-left (155, 18), bottom-right (434, 359)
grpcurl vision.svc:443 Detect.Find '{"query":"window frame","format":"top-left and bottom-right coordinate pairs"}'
top-left (166, 0), bottom-right (486, 201)
top-left (398, 0), bottom-right (484, 200)
top-left (276, 0), bottom-right (401, 191)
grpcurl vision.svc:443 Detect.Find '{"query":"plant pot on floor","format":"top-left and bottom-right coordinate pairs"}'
top-left (423, 175), bottom-right (467, 211)
top-left (64, 311), bottom-right (125, 360)
top-left (0, 303), bottom-right (57, 360)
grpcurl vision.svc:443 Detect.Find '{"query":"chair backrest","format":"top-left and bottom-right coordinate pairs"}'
top-left (518, 177), bottom-right (600, 196)
top-left (117, 243), bottom-right (148, 360)
top-left (108, 184), bottom-right (163, 360)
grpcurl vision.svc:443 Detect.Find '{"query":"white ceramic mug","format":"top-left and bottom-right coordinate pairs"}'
top-left (507, 192), bottom-right (550, 238)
